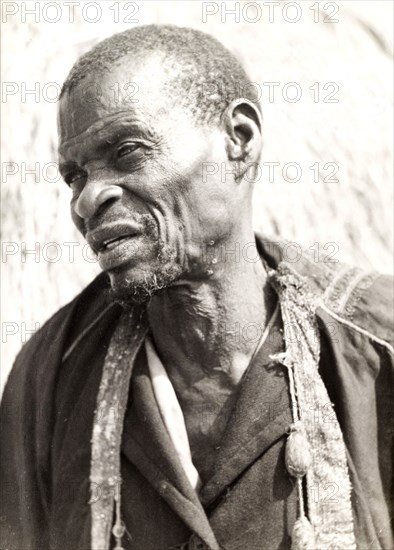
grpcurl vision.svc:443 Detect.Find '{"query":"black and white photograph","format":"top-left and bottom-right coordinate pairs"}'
top-left (1, 1), bottom-right (393, 549)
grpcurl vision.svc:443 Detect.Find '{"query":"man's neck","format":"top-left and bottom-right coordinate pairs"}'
top-left (147, 234), bottom-right (275, 393)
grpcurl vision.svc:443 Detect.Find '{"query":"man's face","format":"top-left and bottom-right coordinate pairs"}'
top-left (58, 56), bottom-right (242, 302)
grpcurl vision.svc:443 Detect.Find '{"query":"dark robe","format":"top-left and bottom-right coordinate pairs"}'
top-left (1, 235), bottom-right (393, 549)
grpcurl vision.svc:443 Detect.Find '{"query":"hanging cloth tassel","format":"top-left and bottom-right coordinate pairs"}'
top-left (270, 353), bottom-right (312, 479)
top-left (291, 514), bottom-right (316, 550)
top-left (270, 350), bottom-right (315, 548)
top-left (285, 420), bottom-right (311, 478)
top-left (291, 477), bottom-right (316, 550)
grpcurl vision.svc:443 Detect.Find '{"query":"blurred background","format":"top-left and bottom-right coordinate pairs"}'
top-left (1, 0), bottom-right (393, 392)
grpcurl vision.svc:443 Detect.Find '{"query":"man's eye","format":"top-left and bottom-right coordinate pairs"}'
top-left (64, 171), bottom-right (86, 186)
top-left (116, 143), bottom-right (141, 159)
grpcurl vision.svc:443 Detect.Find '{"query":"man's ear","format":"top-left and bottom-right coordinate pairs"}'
top-left (223, 99), bottom-right (263, 165)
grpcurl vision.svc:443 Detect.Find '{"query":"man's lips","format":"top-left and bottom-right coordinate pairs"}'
top-left (86, 221), bottom-right (142, 254)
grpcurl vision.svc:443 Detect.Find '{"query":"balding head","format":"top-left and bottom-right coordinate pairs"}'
top-left (61, 24), bottom-right (261, 127)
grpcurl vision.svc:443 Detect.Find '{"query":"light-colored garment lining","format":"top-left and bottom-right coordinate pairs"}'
top-left (144, 303), bottom-right (280, 491)
top-left (145, 337), bottom-right (202, 490)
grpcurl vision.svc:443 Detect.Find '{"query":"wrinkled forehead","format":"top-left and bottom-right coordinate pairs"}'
top-left (57, 54), bottom-right (177, 146)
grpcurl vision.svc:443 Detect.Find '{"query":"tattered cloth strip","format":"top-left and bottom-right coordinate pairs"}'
top-left (268, 263), bottom-right (357, 550)
top-left (90, 307), bottom-right (148, 550)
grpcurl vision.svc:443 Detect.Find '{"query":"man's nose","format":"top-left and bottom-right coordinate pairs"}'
top-left (73, 171), bottom-right (123, 220)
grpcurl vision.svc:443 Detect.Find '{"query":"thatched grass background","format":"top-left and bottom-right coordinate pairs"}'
top-left (1, 0), bottom-right (393, 392)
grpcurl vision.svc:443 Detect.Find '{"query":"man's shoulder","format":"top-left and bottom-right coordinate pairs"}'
top-left (305, 255), bottom-right (393, 351)
top-left (257, 234), bottom-right (393, 349)
top-left (314, 261), bottom-right (393, 350)
top-left (4, 272), bottom-right (117, 394)
top-left (27, 272), bottom-right (111, 350)
top-left (336, 272), bottom-right (393, 345)
top-left (302, 251), bottom-right (393, 350)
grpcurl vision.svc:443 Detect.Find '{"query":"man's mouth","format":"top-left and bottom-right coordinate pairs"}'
top-left (99, 234), bottom-right (132, 252)
top-left (86, 221), bottom-right (143, 270)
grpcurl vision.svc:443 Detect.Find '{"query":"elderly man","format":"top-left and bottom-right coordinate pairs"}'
top-left (0, 25), bottom-right (393, 550)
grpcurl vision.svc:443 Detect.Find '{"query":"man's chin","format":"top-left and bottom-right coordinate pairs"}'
top-left (106, 262), bottom-right (184, 307)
